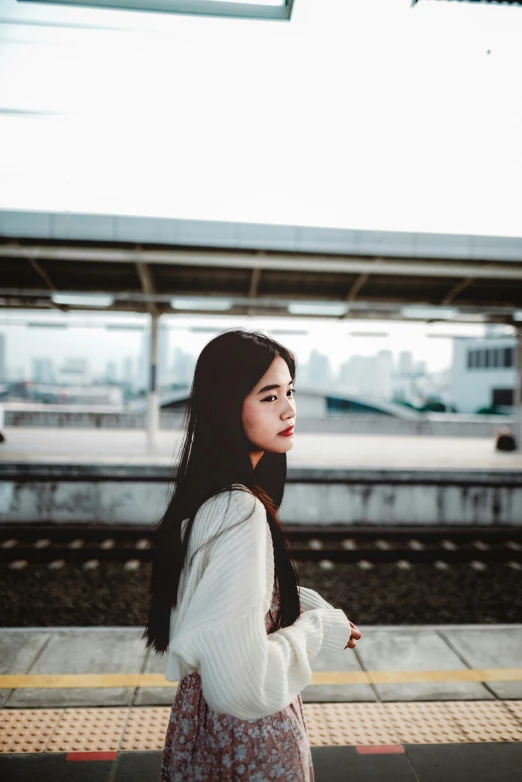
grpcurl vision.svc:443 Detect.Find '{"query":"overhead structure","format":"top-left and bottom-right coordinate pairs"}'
top-left (1, 208), bottom-right (522, 449)
top-left (1, 209), bottom-right (521, 325)
top-left (16, 0), bottom-right (295, 21)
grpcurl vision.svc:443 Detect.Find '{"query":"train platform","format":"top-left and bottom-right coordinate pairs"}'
top-left (1, 625), bottom-right (521, 779)
top-left (1, 425), bottom-right (522, 471)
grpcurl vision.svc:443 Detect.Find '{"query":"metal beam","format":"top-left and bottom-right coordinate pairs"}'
top-left (442, 277), bottom-right (474, 305)
top-left (2, 244), bottom-right (522, 281)
top-left (135, 260), bottom-right (160, 317)
top-left (0, 296), bottom-right (516, 324)
top-left (27, 258), bottom-right (56, 292)
top-left (26, 258), bottom-right (69, 313)
top-left (341, 273), bottom-right (370, 320)
top-left (346, 273), bottom-right (369, 302)
top-left (1, 287), bottom-right (518, 314)
top-left (247, 267), bottom-right (261, 317)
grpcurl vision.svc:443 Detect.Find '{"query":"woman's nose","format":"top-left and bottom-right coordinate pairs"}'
top-left (283, 396), bottom-right (295, 414)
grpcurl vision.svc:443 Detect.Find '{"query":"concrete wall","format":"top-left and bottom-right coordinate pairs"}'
top-left (1, 408), bottom-right (515, 438)
top-left (1, 465), bottom-right (520, 526)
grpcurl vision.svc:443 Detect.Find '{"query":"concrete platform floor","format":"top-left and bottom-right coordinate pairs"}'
top-left (1, 742), bottom-right (522, 782)
top-left (1, 427), bottom-right (522, 471)
top-left (2, 625), bottom-right (522, 779)
top-left (1, 625), bottom-right (521, 708)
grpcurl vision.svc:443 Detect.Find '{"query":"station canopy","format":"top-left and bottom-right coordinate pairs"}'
top-left (1, 209), bottom-right (522, 325)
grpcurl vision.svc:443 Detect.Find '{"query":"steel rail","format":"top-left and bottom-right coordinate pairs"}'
top-left (1, 524), bottom-right (521, 566)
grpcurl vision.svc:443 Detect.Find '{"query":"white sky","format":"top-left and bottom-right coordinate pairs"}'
top-left (0, 0), bottom-right (521, 235)
top-left (0, 0), bottom-right (520, 378)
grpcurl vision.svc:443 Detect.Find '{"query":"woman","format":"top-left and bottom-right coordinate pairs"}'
top-left (143, 328), bottom-right (360, 781)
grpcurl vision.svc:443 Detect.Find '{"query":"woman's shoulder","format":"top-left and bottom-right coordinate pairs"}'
top-left (196, 484), bottom-right (265, 533)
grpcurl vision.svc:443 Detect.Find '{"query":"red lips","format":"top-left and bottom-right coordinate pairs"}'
top-left (279, 426), bottom-right (295, 436)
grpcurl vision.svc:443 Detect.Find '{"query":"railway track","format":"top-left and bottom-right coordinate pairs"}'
top-left (1, 524), bottom-right (521, 566)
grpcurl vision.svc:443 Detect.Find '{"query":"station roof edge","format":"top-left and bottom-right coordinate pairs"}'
top-left (1, 208), bottom-right (521, 262)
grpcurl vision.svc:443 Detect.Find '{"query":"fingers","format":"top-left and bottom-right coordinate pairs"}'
top-left (344, 621), bottom-right (362, 650)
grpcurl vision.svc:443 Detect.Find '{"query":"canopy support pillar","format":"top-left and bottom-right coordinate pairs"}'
top-left (146, 312), bottom-right (160, 450)
top-left (515, 325), bottom-right (522, 451)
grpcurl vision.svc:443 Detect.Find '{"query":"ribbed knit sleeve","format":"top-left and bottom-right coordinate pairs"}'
top-left (298, 585), bottom-right (336, 612)
top-left (168, 488), bottom-right (352, 720)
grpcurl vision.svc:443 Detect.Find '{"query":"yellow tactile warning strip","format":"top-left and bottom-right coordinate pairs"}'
top-left (505, 700), bottom-right (522, 722)
top-left (385, 702), bottom-right (472, 744)
top-left (48, 708), bottom-right (128, 753)
top-left (2, 667), bottom-right (522, 689)
top-left (445, 701), bottom-right (522, 743)
top-left (1, 702), bottom-right (522, 753)
top-left (0, 709), bottom-right (62, 754)
top-left (121, 707), bottom-right (174, 752)
top-left (320, 703), bottom-right (399, 746)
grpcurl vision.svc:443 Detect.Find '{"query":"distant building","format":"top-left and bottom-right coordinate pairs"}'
top-left (105, 361), bottom-right (118, 384)
top-left (300, 349), bottom-right (333, 389)
top-left (121, 356), bottom-right (134, 388)
top-left (398, 350), bottom-right (414, 376)
top-left (375, 350), bottom-right (393, 400)
top-left (7, 366), bottom-right (26, 382)
top-left (57, 358), bottom-right (91, 386)
top-left (451, 336), bottom-right (516, 413)
top-left (171, 347), bottom-right (195, 387)
top-left (338, 355), bottom-right (374, 397)
top-left (32, 358), bottom-right (56, 384)
top-left (337, 352), bottom-right (393, 400)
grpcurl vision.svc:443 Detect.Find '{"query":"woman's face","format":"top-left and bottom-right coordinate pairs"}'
top-left (241, 356), bottom-right (296, 458)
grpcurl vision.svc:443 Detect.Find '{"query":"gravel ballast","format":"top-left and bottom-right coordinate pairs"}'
top-left (1, 560), bottom-right (521, 627)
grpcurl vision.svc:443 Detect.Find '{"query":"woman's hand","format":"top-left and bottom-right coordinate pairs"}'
top-left (344, 620), bottom-right (361, 650)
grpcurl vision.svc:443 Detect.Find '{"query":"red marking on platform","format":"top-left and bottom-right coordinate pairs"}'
top-left (356, 745), bottom-right (405, 755)
top-left (66, 752), bottom-right (117, 762)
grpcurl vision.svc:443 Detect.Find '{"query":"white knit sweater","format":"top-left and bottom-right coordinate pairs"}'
top-left (165, 484), bottom-right (353, 720)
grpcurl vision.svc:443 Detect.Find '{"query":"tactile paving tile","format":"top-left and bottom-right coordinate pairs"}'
top-left (0, 709), bottom-right (62, 753)
top-left (320, 703), bottom-right (399, 746)
top-left (121, 707), bottom-right (171, 751)
top-left (384, 702), bottom-right (468, 744)
top-left (302, 703), bottom-right (331, 746)
top-left (47, 708), bottom-right (129, 753)
top-left (445, 700), bottom-right (522, 743)
top-left (2, 702), bottom-right (522, 752)
top-left (504, 700), bottom-right (522, 724)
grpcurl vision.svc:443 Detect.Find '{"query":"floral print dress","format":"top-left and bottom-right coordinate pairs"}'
top-left (160, 579), bottom-right (314, 782)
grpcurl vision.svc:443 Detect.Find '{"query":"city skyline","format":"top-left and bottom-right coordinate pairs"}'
top-left (0, 311), bottom-right (490, 385)
top-left (2, 319), bottom-right (517, 412)
top-left (0, 314), bottom-right (474, 401)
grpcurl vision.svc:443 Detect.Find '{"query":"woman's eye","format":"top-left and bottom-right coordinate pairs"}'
top-left (262, 389), bottom-right (296, 402)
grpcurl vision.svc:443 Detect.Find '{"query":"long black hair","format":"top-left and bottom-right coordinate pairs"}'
top-left (143, 327), bottom-right (300, 654)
